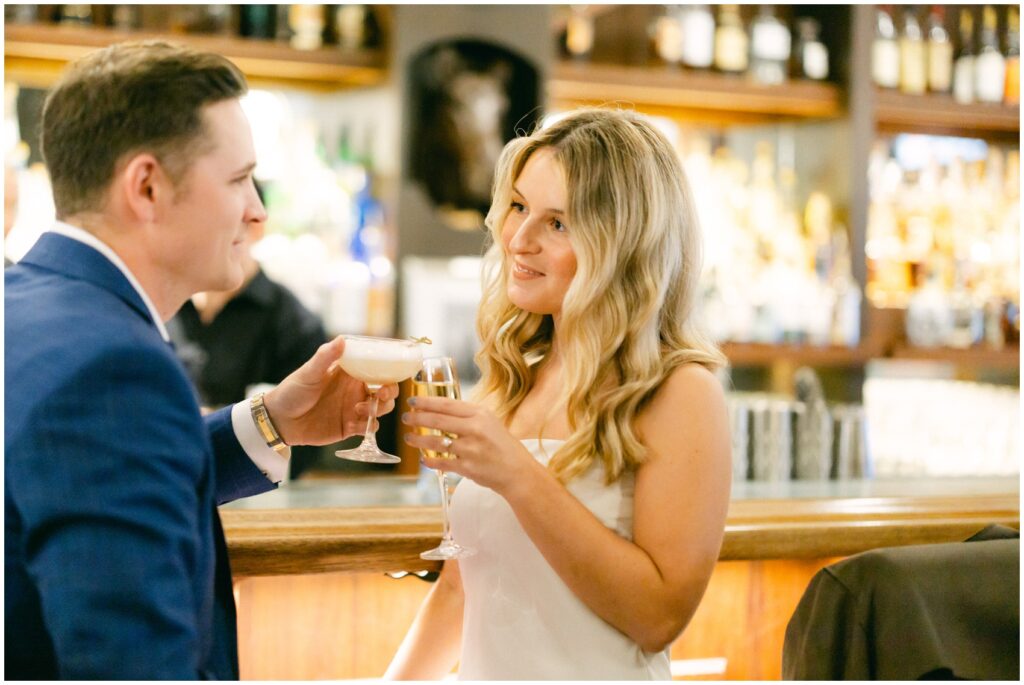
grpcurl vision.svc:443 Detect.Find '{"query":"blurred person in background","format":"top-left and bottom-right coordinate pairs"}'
top-left (386, 108), bottom-right (731, 680)
top-left (169, 179), bottom-right (329, 479)
top-left (5, 41), bottom-right (397, 680)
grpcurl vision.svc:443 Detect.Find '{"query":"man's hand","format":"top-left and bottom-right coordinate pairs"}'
top-left (262, 337), bottom-right (398, 446)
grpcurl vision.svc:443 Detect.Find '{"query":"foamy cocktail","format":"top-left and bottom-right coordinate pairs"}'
top-left (335, 335), bottom-right (423, 463)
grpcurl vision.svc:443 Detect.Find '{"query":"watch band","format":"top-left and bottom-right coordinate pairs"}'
top-left (250, 392), bottom-right (290, 457)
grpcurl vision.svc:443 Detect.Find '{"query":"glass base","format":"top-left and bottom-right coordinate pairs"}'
top-left (335, 442), bottom-right (401, 464)
top-left (420, 541), bottom-right (475, 561)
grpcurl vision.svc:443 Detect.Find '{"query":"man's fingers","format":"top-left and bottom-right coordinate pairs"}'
top-left (376, 383), bottom-right (399, 403)
top-left (306, 337), bottom-right (346, 379)
top-left (356, 398), bottom-right (397, 417)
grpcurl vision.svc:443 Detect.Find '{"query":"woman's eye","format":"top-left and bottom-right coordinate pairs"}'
top-left (510, 201), bottom-right (525, 213)
top-left (552, 219), bottom-right (566, 232)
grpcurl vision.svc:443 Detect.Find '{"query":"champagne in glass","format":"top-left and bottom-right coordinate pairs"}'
top-left (335, 335), bottom-right (423, 464)
top-left (413, 356), bottom-right (475, 560)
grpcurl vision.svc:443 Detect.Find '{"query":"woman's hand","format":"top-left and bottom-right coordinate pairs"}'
top-left (401, 396), bottom-right (538, 496)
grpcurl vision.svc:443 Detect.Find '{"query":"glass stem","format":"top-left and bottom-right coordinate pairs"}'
top-left (361, 387), bottom-right (380, 448)
top-left (437, 469), bottom-right (453, 545)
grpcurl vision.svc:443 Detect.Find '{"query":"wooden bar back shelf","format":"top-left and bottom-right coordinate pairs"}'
top-left (548, 60), bottom-right (842, 126)
top-left (4, 23), bottom-right (386, 91)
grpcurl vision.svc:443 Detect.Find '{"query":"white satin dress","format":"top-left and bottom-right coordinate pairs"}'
top-left (448, 438), bottom-right (671, 680)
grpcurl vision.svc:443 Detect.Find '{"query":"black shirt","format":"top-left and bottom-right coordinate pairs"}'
top-left (170, 268), bottom-right (328, 477)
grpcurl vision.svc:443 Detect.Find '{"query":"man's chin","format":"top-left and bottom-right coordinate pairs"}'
top-left (211, 264), bottom-right (246, 293)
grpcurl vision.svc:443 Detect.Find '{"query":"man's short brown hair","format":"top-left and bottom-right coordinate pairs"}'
top-left (41, 41), bottom-right (247, 217)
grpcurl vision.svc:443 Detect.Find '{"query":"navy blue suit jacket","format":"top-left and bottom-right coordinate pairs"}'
top-left (5, 232), bottom-right (276, 679)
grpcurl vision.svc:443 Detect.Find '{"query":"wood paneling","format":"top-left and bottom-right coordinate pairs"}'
top-left (234, 558), bottom-right (838, 680)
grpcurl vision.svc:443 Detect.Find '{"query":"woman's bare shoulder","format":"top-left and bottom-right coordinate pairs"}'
top-left (637, 363), bottom-right (727, 438)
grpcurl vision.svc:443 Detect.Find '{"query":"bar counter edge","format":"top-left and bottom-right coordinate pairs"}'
top-left (221, 484), bottom-right (1021, 576)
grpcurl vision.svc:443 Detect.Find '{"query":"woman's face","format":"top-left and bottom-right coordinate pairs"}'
top-left (501, 147), bottom-right (577, 320)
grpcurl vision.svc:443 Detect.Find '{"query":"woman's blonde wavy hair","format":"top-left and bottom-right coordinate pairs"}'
top-left (473, 108), bottom-right (726, 485)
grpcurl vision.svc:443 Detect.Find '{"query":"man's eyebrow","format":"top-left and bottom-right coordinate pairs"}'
top-left (232, 162), bottom-right (257, 176)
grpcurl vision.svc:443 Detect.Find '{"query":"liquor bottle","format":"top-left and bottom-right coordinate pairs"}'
top-left (1005, 6), bottom-right (1020, 105)
top-left (564, 5), bottom-right (595, 60)
top-left (714, 4), bottom-right (748, 75)
top-left (872, 6), bottom-right (900, 88)
top-left (240, 5), bottom-right (276, 39)
top-left (59, 4), bottom-right (93, 26)
top-left (793, 17), bottom-right (829, 81)
top-left (275, 5), bottom-right (293, 42)
top-left (111, 5), bottom-right (141, 31)
top-left (926, 5), bottom-right (953, 93)
top-left (289, 4), bottom-right (325, 50)
top-left (899, 6), bottom-right (927, 95)
top-left (336, 5), bottom-right (367, 50)
top-left (750, 5), bottom-right (791, 85)
top-left (4, 5), bottom-right (37, 24)
top-left (953, 8), bottom-right (976, 103)
top-left (974, 5), bottom-right (1006, 103)
top-left (680, 4), bottom-right (715, 69)
top-left (652, 5), bottom-right (684, 66)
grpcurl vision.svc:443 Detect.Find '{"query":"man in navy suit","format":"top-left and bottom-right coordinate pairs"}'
top-left (5, 41), bottom-right (398, 679)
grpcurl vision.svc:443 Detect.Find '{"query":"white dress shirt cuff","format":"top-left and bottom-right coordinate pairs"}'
top-left (231, 400), bottom-right (290, 484)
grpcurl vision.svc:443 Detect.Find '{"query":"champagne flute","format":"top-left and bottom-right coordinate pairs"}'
top-left (334, 335), bottom-right (423, 464)
top-left (412, 356), bottom-right (475, 560)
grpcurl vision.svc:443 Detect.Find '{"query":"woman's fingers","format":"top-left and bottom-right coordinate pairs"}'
top-left (406, 395), bottom-right (476, 417)
top-left (403, 431), bottom-right (458, 456)
top-left (401, 410), bottom-right (471, 436)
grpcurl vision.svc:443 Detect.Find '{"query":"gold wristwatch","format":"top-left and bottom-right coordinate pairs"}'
top-left (250, 392), bottom-right (290, 457)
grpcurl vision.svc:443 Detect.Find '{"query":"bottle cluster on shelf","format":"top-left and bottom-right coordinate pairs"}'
top-left (3, 4), bottom-right (383, 52)
top-left (564, 4), bottom-right (831, 85)
top-left (688, 137), bottom-right (860, 347)
top-left (866, 137), bottom-right (1019, 349)
top-left (873, 4), bottom-right (1019, 106)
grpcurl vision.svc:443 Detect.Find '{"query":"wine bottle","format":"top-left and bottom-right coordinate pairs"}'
top-left (975, 5), bottom-right (1006, 103)
top-left (953, 8), bottom-right (976, 104)
top-left (926, 5), bottom-right (953, 93)
top-left (872, 5), bottom-right (900, 88)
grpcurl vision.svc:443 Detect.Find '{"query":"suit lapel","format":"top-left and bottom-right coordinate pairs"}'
top-left (18, 232), bottom-right (159, 330)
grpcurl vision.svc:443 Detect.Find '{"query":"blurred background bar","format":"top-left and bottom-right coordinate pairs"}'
top-left (4, 4), bottom-right (1019, 680)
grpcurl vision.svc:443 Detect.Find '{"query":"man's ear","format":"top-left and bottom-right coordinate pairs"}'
top-left (118, 153), bottom-right (167, 223)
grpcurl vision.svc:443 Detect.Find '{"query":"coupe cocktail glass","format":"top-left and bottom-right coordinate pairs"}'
top-left (334, 335), bottom-right (423, 464)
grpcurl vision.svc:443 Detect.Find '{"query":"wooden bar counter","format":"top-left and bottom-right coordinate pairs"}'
top-left (222, 477), bottom-right (1018, 576)
top-left (222, 477), bottom-right (1018, 680)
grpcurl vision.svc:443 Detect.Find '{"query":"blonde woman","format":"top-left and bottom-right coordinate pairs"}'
top-left (386, 109), bottom-right (731, 680)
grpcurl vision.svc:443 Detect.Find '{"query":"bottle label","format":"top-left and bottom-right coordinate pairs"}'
top-left (900, 41), bottom-right (927, 94)
top-left (655, 16), bottom-right (684, 64)
top-left (681, 11), bottom-right (715, 67)
top-left (1005, 57), bottom-right (1020, 104)
top-left (715, 29), bottom-right (749, 72)
top-left (928, 42), bottom-right (954, 92)
top-left (975, 52), bottom-right (1007, 102)
top-left (752, 22), bottom-right (790, 61)
top-left (954, 56), bottom-right (975, 103)
top-left (803, 42), bottom-right (829, 80)
top-left (872, 40), bottom-right (900, 87)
